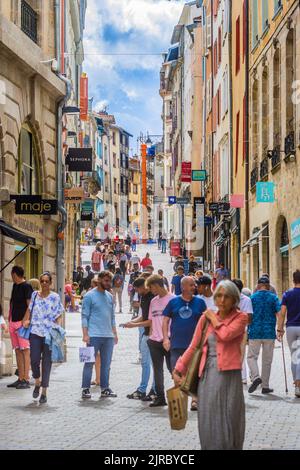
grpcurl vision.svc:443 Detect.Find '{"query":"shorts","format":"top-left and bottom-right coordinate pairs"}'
top-left (9, 321), bottom-right (30, 350)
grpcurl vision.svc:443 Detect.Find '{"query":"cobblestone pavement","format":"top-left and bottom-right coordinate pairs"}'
top-left (0, 244), bottom-right (300, 450)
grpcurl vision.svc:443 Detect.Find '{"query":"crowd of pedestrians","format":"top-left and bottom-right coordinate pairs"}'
top-left (2, 236), bottom-right (300, 450)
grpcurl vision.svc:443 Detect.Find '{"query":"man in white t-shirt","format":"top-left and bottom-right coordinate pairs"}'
top-left (196, 276), bottom-right (218, 311)
top-left (232, 279), bottom-right (253, 384)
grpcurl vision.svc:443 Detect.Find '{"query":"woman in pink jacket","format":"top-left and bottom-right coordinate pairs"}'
top-left (173, 280), bottom-right (248, 450)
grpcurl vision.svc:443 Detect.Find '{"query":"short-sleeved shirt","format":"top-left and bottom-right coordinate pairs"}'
top-left (140, 292), bottom-right (155, 336)
top-left (140, 258), bottom-right (152, 269)
top-left (171, 275), bottom-right (184, 296)
top-left (163, 296), bottom-right (206, 349)
top-left (30, 292), bottom-right (64, 338)
top-left (149, 293), bottom-right (175, 342)
top-left (239, 294), bottom-right (253, 315)
top-left (10, 282), bottom-right (33, 322)
top-left (197, 294), bottom-right (218, 312)
top-left (281, 288), bottom-right (300, 327)
top-left (248, 290), bottom-right (281, 340)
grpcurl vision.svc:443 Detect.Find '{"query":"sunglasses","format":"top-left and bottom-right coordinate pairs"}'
top-left (40, 280), bottom-right (50, 284)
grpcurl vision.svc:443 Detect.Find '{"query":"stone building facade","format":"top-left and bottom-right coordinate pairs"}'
top-left (246, 0), bottom-right (300, 294)
top-left (0, 0), bottom-right (66, 375)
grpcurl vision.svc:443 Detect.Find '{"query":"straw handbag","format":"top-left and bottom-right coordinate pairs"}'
top-left (167, 386), bottom-right (188, 431)
top-left (180, 319), bottom-right (209, 396)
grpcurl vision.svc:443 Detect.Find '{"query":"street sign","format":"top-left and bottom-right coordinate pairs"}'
top-left (177, 197), bottom-right (190, 205)
top-left (168, 196), bottom-right (177, 205)
top-left (194, 197), bottom-right (205, 209)
top-left (192, 170), bottom-right (207, 181)
top-left (154, 196), bottom-right (165, 203)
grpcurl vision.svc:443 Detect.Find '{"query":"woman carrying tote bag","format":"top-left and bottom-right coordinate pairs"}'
top-left (173, 281), bottom-right (248, 450)
top-left (23, 272), bottom-right (64, 404)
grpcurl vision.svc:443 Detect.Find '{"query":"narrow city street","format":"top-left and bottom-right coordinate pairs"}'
top-left (0, 244), bottom-right (299, 451)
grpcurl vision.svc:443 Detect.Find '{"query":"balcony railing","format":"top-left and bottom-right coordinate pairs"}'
top-left (260, 157), bottom-right (269, 179)
top-left (284, 131), bottom-right (295, 158)
top-left (21, 0), bottom-right (38, 43)
top-left (271, 145), bottom-right (281, 169)
top-left (250, 167), bottom-right (258, 189)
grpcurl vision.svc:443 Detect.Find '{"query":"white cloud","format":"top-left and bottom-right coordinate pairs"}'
top-left (94, 100), bottom-right (109, 112)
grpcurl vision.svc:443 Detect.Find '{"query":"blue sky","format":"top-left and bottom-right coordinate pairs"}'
top-left (83, 0), bottom-right (185, 155)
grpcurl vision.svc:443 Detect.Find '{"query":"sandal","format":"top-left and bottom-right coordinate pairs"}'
top-left (191, 400), bottom-right (198, 411)
top-left (127, 390), bottom-right (146, 400)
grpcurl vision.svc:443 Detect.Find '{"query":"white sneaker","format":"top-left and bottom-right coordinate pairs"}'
top-left (99, 389), bottom-right (102, 399)
top-left (295, 386), bottom-right (300, 398)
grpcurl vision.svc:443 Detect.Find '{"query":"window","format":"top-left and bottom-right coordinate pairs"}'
top-left (114, 178), bottom-right (117, 194)
top-left (274, 0), bottom-right (282, 17)
top-left (213, 40), bottom-right (218, 76)
top-left (18, 127), bottom-right (40, 195)
top-left (21, 0), bottom-right (38, 44)
top-left (236, 16), bottom-right (240, 75)
top-left (217, 87), bottom-right (221, 126)
top-left (223, 0), bottom-right (229, 40)
top-left (262, 0), bottom-right (269, 33)
top-left (220, 140), bottom-right (229, 198)
top-left (243, 94), bottom-right (246, 162)
top-left (112, 132), bottom-right (116, 145)
top-left (218, 27), bottom-right (222, 64)
top-left (113, 153), bottom-right (116, 168)
top-left (222, 67), bottom-right (228, 116)
top-left (252, 0), bottom-right (258, 49)
top-left (206, 13), bottom-right (212, 49)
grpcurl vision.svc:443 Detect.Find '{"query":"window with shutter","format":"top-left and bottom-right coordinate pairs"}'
top-left (218, 27), bottom-right (222, 64)
top-left (252, 0), bottom-right (259, 50)
top-left (235, 111), bottom-right (240, 175)
top-left (207, 14), bottom-right (212, 48)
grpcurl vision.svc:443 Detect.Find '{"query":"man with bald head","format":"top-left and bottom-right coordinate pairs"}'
top-left (162, 276), bottom-right (206, 370)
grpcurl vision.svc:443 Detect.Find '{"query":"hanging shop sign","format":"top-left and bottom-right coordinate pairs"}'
top-left (230, 194), bottom-right (245, 209)
top-left (291, 218), bottom-right (300, 249)
top-left (65, 187), bottom-right (85, 204)
top-left (256, 182), bottom-right (275, 203)
top-left (168, 196), bottom-right (177, 205)
top-left (66, 148), bottom-right (93, 172)
top-left (209, 202), bottom-right (230, 214)
top-left (81, 211), bottom-right (93, 221)
top-left (11, 195), bottom-right (58, 215)
top-left (80, 73), bottom-right (88, 121)
top-left (192, 170), bottom-right (207, 182)
top-left (194, 197), bottom-right (205, 210)
top-left (177, 197), bottom-right (190, 205)
top-left (181, 162), bottom-right (192, 183)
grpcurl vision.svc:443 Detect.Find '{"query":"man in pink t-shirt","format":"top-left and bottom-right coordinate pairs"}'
top-left (146, 275), bottom-right (175, 407)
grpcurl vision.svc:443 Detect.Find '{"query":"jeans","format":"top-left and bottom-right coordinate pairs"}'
top-left (247, 339), bottom-right (275, 388)
top-left (286, 326), bottom-right (300, 381)
top-left (82, 337), bottom-right (115, 390)
top-left (138, 334), bottom-right (156, 394)
top-left (30, 334), bottom-right (52, 388)
top-left (132, 243), bottom-right (137, 252)
top-left (147, 339), bottom-right (171, 400)
top-left (161, 240), bottom-right (167, 253)
top-left (138, 327), bottom-right (144, 353)
top-left (170, 348), bottom-right (186, 371)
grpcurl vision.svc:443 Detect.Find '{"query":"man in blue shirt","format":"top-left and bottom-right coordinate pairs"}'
top-left (81, 271), bottom-right (118, 399)
top-left (162, 276), bottom-right (206, 410)
top-left (171, 266), bottom-right (185, 295)
top-left (247, 277), bottom-right (281, 394)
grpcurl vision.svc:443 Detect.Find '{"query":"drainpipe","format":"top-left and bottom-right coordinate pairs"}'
top-left (245, 0), bottom-right (250, 285)
top-left (228, 0), bottom-right (233, 276)
top-left (55, 0), bottom-right (71, 301)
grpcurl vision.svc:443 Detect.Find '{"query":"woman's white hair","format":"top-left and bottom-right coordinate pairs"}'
top-left (213, 280), bottom-right (240, 308)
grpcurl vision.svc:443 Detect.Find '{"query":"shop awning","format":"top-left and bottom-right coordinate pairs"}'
top-left (213, 234), bottom-right (227, 247)
top-left (0, 219), bottom-right (36, 246)
top-left (242, 225), bottom-right (269, 250)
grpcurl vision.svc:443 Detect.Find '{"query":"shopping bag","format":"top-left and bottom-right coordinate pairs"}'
top-left (17, 326), bottom-right (31, 340)
top-left (79, 346), bottom-right (95, 363)
top-left (167, 386), bottom-right (188, 431)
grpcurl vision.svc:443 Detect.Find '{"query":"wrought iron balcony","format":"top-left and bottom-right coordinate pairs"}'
top-left (21, 0), bottom-right (38, 43)
top-left (284, 132), bottom-right (295, 158)
top-left (250, 167), bottom-right (258, 189)
top-left (271, 145), bottom-right (281, 169)
top-left (260, 157), bottom-right (269, 179)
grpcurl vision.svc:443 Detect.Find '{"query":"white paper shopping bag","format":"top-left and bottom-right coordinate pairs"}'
top-left (79, 346), bottom-right (95, 363)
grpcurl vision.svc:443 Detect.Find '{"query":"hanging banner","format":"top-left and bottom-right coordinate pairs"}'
top-left (192, 170), bottom-right (207, 182)
top-left (66, 148), bottom-right (93, 172)
top-left (256, 182), bottom-right (275, 203)
top-left (80, 73), bottom-right (88, 121)
top-left (230, 194), bottom-right (245, 208)
top-left (181, 162), bottom-right (192, 183)
top-left (291, 218), bottom-right (300, 249)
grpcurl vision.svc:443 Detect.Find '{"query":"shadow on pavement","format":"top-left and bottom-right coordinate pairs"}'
top-left (248, 394), bottom-right (287, 402)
